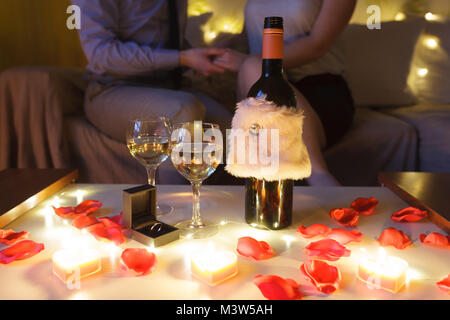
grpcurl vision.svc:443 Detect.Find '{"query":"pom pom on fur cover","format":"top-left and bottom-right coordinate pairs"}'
top-left (225, 96), bottom-right (311, 181)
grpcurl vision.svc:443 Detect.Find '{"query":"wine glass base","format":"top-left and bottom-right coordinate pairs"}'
top-left (175, 220), bottom-right (218, 239)
top-left (156, 203), bottom-right (174, 216)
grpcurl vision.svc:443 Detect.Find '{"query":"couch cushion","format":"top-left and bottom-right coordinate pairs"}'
top-left (408, 20), bottom-right (450, 104)
top-left (325, 108), bottom-right (418, 186)
top-left (337, 17), bottom-right (425, 107)
top-left (383, 104), bottom-right (450, 172)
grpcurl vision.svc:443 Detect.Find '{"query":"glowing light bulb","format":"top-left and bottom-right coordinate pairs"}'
top-left (425, 12), bottom-right (439, 21)
top-left (395, 12), bottom-right (406, 21)
top-left (73, 190), bottom-right (86, 203)
top-left (417, 68), bottom-right (428, 77)
top-left (424, 37), bottom-right (438, 49)
top-left (204, 30), bottom-right (217, 43)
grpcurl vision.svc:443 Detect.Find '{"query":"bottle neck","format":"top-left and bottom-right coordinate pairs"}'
top-left (261, 27), bottom-right (284, 78)
top-left (261, 59), bottom-right (283, 78)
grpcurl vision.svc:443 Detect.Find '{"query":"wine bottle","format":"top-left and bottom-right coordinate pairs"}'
top-left (245, 16), bottom-right (296, 230)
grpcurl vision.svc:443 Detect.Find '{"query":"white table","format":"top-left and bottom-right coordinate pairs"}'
top-left (0, 184), bottom-right (448, 300)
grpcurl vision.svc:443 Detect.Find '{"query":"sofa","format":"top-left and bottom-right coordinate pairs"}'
top-left (1, 15), bottom-right (449, 186)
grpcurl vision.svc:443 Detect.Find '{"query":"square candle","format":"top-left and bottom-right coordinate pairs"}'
top-left (53, 249), bottom-right (101, 283)
top-left (191, 251), bottom-right (238, 286)
top-left (358, 254), bottom-right (408, 293)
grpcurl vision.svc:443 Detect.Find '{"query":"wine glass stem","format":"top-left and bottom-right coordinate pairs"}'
top-left (146, 166), bottom-right (157, 186)
top-left (191, 182), bottom-right (202, 227)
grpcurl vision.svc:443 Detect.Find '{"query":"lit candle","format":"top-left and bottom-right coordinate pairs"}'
top-left (191, 249), bottom-right (238, 286)
top-left (52, 249), bottom-right (101, 283)
top-left (358, 248), bottom-right (408, 293)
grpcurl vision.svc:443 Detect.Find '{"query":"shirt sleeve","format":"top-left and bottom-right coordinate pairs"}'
top-left (72, 0), bottom-right (179, 76)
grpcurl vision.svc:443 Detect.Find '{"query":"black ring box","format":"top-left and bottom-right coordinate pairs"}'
top-left (122, 185), bottom-right (180, 247)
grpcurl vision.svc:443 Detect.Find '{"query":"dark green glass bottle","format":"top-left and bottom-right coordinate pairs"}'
top-left (245, 16), bottom-right (296, 230)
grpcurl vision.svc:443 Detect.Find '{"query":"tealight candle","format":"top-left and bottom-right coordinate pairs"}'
top-left (191, 251), bottom-right (238, 286)
top-left (357, 248), bottom-right (408, 293)
top-left (53, 249), bottom-right (101, 283)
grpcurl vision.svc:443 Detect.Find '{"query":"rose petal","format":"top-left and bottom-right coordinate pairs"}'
top-left (300, 260), bottom-right (341, 294)
top-left (52, 200), bottom-right (102, 219)
top-left (303, 239), bottom-right (351, 261)
top-left (72, 215), bottom-right (99, 229)
top-left (436, 274), bottom-right (450, 294)
top-left (0, 240), bottom-right (44, 264)
top-left (87, 221), bottom-right (125, 245)
top-left (236, 237), bottom-right (274, 260)
top-left (350, 197), bottom-right (379, 216)
top-left (391, 207), bottom-right (427, 222)
top-left (52, 205), bottom-right (75, 219)
top-left (377, 227), bottom-right (412, 249)
top-left (75, 200), bottom-right (102, 215)
top-left (120, 248), bottom-right (157, 276)
top-left (253, 274), bottom-right (301, 300)
top-left (0, 229), bottom-right (29, 245)
top-left (329, 208), bottom-right (359, 227)
top-left (420, 232), bottom-right (450, 249)
top-left (297, 224), bottom-right (331, 239)
top-left (101, 212), bottom-right (123, 227)
top-left (99, 215), bottom-right (123, 229)
top-left (327, 228), bottom-right (363, 245)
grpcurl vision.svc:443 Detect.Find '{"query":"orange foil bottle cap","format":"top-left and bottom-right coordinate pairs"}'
top-left (262, 28), bottom-right (283, 59)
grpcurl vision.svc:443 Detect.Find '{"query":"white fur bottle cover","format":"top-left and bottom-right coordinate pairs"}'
top-left (225, 96), bottom-right (312, 181)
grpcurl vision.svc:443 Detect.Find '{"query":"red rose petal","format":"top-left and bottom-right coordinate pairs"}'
top-left (303, 239), bottom-right (351, 261)
top-left (75, 200), bottom-right (102, 215)
top-left (120, 248), bottom-right (157, 276)
top-left (329, 208), bottom-right (359, 227)
top-left (420, 232), bottom-right (450, 249)
top-left (52, 200), bottom-right (102, 219)
top-left (236, 237), bottom-right (274, 260)
top-left (72, 215), bottom-right (99, 229)
top-left (87, 221), bottom-right (125, 245)
top-left (377, 227), bottom-right (412, 249)
top-left (300, 260), bottom-right (341, 294)
top-left (253, 274), bottom-right (301, 300)
top-left (437, 274), bottom-right (450, 294)
top-left (99, 215), bottom-right (123, 229)
top-left (297, 224), bottom-right (331, 239)
top-left (0, 240), bottom-right (44, 264)
top-left (327, 228), bottom-right (363, 245)
top-left (351, 197), bottom-right (379, 216)
top-left (0, 229), bottom-right (29, 245)
top-left (102, 212), bottom-right (123, 227)
top-left (391, 207), bottom-right (427, 222)
top-left (52, 205), bottom-right (75, 219)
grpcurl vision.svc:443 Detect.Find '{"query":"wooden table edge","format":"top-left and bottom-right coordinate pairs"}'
top-left (378, 172), bottom-right (450, 233)
top-left (0, 169), bottom-right (78, 228)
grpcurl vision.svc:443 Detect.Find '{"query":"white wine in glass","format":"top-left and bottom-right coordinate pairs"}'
top-left (127, 118), bottom-right (173, 216)
top-left (171, 122), bottom-right (223, 238)
top-left (127, 136), bottom-right (171, 166)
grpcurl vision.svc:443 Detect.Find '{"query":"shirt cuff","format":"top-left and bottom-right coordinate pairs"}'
top-left (153, 49), bottom-right (180, 70)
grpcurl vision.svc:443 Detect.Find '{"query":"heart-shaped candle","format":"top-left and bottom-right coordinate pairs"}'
top-left (191, 250), bottom-right (238, 286)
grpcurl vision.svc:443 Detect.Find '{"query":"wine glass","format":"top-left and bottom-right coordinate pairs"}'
top-left (127, 117), bottom-right (173, 216)
top-left (170, 121), bottom-right (223, 238)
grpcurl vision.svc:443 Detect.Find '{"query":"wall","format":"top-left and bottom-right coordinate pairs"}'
top-left (0, 0), bottom-right (87, 70)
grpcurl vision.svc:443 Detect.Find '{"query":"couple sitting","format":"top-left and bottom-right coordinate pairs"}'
top-left (73, 0), bottom-right (356, 186)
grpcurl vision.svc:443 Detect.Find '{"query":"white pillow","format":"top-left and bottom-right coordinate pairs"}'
top-left (408, 20), bottom-right (450, 104)
top-left (338, 17), bottom-right (425, 107)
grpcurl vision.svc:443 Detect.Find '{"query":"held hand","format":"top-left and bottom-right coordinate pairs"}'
top-left (213, 49), bottom-right (248, 73)
top-left (179, 48), bottom-right (227, 76)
